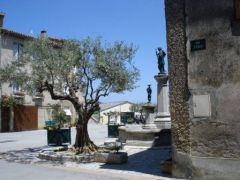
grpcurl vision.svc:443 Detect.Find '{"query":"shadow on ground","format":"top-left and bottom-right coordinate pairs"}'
top-left (0, 140), bottom-right (16, 143)
top-left (0, 146), bottom-right (49, 164)
top-left (0, 145), bottom-right (172, 178)
top-left (99, 147), bottom-right (171, 177)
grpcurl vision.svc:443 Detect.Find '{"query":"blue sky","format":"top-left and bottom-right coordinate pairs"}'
top-left (0, 0), bottom-right (167, 104)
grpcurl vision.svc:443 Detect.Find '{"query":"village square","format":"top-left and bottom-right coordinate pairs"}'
top-left (1, 0), bottom-right (240, 179)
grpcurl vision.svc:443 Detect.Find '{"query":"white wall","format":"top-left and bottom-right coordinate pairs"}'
top-left (100, 103), bottom-right (132, 124)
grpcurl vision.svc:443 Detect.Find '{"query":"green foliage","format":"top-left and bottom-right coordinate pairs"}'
top-left (0, 37), bottom-right (139, 125)
top-left (51, 104), bottom-right (69, 129)
top-left (35, 92), bottom-right (44, 97)
top-left (127, 118), bottom-right (135, 124)
top-left (0, 95), bottom-right (24, 107)
top-left (52, 110), bottom-right (69, 128)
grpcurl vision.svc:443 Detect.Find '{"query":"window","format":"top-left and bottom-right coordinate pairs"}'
top-left (235, 0), bottom-right (240, 19)
top-left (13, 42), bottom-right (23, 61)
top-left (232, 0), bottom-right (240, 35)
top-left (12, 82), bottom-right (21, 94)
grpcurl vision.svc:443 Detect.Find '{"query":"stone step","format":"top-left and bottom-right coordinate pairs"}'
top-left (125, 140), bottom-right (154, 147)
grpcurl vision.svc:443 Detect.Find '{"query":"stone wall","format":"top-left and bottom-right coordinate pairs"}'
top-left (186, 0), bottom-right (240, 159)
top-left (165, 0), bottom-right (240, 179)
top-left (165, 0), bottom-right (190, 153)
top-left (165, 0), bottom-right (192, 177)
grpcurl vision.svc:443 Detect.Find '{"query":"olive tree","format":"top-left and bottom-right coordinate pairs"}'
top-left (0, 37), bottom-right (139, 153)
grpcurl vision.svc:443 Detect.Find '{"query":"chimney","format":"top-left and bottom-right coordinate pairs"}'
top-left (40, 30), bottom-right (47, 39)
top-left (0, 12), bottom-right (5, 28)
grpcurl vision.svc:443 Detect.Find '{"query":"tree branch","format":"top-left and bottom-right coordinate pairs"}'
top-left (45, 81), bottom-right (81, 110)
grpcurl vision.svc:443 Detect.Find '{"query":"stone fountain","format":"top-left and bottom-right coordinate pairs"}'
top-left (118, 48), bottom-right (171, 147)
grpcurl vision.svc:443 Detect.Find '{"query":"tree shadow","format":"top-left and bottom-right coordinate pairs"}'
top-left (99, 147), bottom-right (171, 177)
top-left (0, 144), bottom-right (172, 178)
top-left (0, 146), bottom-right (49, 164)
top-left (0, 140), bottom-right (16, 143)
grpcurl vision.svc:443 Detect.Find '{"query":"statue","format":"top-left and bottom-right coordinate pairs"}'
top-left (147, 84), bottom-right (152, 103)
top-left (156, 47), bottom-right (166, 74)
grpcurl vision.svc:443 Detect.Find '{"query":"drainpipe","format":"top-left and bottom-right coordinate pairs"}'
top-left (0, 13), bottom-right (5, 132)
top-left (9, 106), bottom-right (14, 131)
top-left (0, 32), bottom-right (2, 132)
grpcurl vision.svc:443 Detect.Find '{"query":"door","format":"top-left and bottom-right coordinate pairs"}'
top-left (14, 106), bottom-right (38, 131)
top-left (1, 107), bottom-right (10, 132)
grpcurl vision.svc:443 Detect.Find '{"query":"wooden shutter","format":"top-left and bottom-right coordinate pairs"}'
top-left (14, 106), bottom-right (38, 131)
top-left (235, 0), bottom-right (240, 19)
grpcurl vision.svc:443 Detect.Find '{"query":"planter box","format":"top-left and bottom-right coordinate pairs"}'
top-left (47, 128), bottom-right (71, 146)
top-left (108, 124), bottom-right (124, 138)
top-left (32, 97), bottom-right (44, 106)
top-left (94, 152), bottom-right (128, 164)
top-left (14, 91), bottom-right (25, 96)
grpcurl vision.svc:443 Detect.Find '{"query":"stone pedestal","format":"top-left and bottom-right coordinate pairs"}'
top-left (154, 74), bottom-right (169, 114)
top-left (117, 74), bottom-right (171, 147)
top-left (154, 74), bottom-right (171, 129)
top-left (142, 104), bottom-right (155, 122)
top-left (141, 103), bottom-right (158, 129)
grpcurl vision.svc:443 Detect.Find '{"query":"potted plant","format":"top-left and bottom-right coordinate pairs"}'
top-left (34, 92), bottom-right (44, 99)
top-left (33, 92), bottom-right (44, 106)
top-left (107, 111), bottom-right (124, 138)
top-left (0, 95), bottom-right (24, 132)
top-left (46, 104), bottom-right (71, 146)
top-left (14, 91), bottom-right (25, 99)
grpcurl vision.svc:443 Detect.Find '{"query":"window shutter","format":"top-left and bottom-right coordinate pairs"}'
top-left (235, 0), bottom-right (240, 19)
top-left (13, 43), bottom-right (19, 60)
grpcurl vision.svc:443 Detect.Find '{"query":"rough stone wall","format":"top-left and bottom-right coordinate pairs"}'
top-left (165, 0), bottom-right (240, 178)
top-left (186, 0), bottom-right (240, 158)
top-left (165, 0), bottom-right (190, 153)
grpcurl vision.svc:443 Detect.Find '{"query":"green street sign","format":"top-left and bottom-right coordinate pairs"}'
top-left (191, 39), bottom-right (206, 51)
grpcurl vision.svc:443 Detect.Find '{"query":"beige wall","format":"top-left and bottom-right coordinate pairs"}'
top-left (38, 106), bottom-right (52, 128)
top-left (61, 100), bottom-right (77, 125)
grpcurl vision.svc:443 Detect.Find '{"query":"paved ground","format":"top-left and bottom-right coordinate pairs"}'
top-left (0, 121), bottom-right (174, 180)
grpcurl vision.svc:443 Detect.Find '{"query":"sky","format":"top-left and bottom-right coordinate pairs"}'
top-left (0, 0), bottom-right (167, 104)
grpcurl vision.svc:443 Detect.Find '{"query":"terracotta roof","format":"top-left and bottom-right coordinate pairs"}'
top-left (48, 36), bottom-right (64, 42)
top-left (0, 28), bottom-right (33, 39)
top-left (0, 28), bottom-right (64, 43)
top-left (48, 37), bottom-right (64, 47)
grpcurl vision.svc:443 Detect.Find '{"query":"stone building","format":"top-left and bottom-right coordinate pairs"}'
top-left (165, 0), bottom-right (240, 179)
top-left (0, 13), bottom-right (77, 132)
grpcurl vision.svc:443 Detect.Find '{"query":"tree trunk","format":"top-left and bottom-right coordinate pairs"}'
top-left (74, 116), bottom-right (97, 153)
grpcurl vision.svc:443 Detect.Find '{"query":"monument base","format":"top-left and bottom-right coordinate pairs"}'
top-left (154, 119), bottom-right (171, 129)
top-left (154, 112), bottom-right (171, 129)
top-left (118, 124), bottom-right (161, 147)
top-left (142, 123), bottom-right (159, 129)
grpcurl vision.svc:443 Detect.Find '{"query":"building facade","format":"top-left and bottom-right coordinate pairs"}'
top-left (99, 101), bottom-right (133, 124)
top-left (165, 0), bottom-right (240, 179)
top-left (0, 13), bottom-right (76, 132)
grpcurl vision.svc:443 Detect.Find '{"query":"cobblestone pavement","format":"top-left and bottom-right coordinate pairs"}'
top-left (0, 122), bottom-right (174, 179)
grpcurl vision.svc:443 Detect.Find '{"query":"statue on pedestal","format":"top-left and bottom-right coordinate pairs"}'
top-left (147, 84), bottom-right (152, 103)
top-left (156, 47), bottom-right (166, 74)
